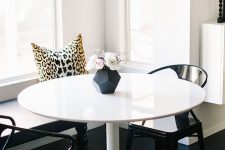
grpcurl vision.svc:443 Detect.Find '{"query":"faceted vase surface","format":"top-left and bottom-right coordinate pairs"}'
top-left (93, 69), bottom-right (121, 94)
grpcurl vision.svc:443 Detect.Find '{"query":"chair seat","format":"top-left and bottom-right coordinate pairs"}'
top-left (131, 117), bottom-right (197, 133)
top-left (131, 116), bottom-right (178, 132)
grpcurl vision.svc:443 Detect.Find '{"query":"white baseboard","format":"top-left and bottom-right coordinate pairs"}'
top-left (8, 122), bottom-right (104, 150)
top-left (182, 120), bottom-right (225, 145)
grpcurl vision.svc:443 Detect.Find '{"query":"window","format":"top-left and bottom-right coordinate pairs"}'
top-left (129, 0), bottom-right (154, 63)
top-left (0, 0), bottom-right (54, 82)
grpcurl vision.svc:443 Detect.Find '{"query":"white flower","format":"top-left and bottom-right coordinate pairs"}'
top-left (85, 51), bottom-right (121, 71)
top-left (85, 55), bottom-right (98, 70)
top-left (104, 52), bottom-right (121, 70)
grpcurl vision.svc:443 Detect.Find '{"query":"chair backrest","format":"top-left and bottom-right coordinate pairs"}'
top-left (148, 64), bottom-right (208, 129)
top-left (148, 64), bottom-right (208, 88)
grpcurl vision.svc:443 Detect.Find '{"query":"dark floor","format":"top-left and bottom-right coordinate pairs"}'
top-left (35, 125), bottom-right (225, 150)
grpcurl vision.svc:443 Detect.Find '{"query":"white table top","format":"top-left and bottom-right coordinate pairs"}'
top-left (18, 73), bottom-right (205, 123)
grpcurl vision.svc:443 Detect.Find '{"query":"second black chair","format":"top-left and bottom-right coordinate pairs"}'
top-left (125, 64), bottom-right (208, 150)
top-left (0, 115), bottom-right (75, 150)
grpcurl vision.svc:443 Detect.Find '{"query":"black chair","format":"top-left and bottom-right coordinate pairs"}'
top-left (125, 64), bottom-right (208, 150)
top-left (0, 115), bottom-right (75, 150)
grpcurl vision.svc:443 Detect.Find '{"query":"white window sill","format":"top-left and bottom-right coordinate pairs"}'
top-left (0, 73), bottom-right (38, 86)
top-left (0, 73), bottom-right (39, 102)
top-left (121, 61), bottom-right (158, 73)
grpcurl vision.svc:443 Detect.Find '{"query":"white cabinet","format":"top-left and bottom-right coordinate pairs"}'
top-left (201, 22), bottom-right (225, 104)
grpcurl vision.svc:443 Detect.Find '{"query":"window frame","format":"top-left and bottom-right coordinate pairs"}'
top-left (0, 0), bottom-right (63, 102)
top-left (126, 0), bottom-right (155, 64)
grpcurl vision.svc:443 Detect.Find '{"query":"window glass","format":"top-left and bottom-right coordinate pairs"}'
top-left (0, 0), bottom-right (54, 80)
top-left (130, 0), bottom-right (154, 63)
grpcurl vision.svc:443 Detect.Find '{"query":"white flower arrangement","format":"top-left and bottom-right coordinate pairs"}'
top-left (86, 50), bottom-right (122, 71)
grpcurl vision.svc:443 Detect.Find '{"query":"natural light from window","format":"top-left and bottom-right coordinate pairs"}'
top-left (0, 0), bottom-right (54, 81)
top-left (130, 0), bottom-right (154, 64)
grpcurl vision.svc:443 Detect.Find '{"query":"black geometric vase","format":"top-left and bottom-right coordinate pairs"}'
top-left (93, 68), bottom-right (121, 94)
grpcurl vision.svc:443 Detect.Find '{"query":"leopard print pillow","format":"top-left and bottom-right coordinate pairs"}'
top-left (31, 34), bottom-right (88, 82)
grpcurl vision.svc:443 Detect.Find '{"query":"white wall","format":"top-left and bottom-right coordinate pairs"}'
top-left (61, 0), bottom-right (105, 57)
top-left (190, 0), bottom-right (219, 65)
top-left (154, 0), bottom-right (190, 66)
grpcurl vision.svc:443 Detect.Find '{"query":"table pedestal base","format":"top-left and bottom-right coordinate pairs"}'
top-left (106, 123), bottom-right (119, 150)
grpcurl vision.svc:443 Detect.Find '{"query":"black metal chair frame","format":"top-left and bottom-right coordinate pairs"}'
top-left (218, 0), bottom-right (225, 23)
top-left (126, 64), bottom-right (208, 150)
top-left (0, 115), bottom-right (75, 150)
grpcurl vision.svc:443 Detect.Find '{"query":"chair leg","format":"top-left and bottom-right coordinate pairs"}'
top-left (75, 123), bottom-right (88, 144)
top-left (197, 124), bottom-right (205, 150)
top-left (125, 129), bottom-right (134, 150)
top-left (164, 138), bottom-right (178, 150)
top-left (155, 140), bottom-right (164, 150)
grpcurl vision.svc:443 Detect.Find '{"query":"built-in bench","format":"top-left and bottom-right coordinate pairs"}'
top-left (0, 99), bottom-right (87, 148)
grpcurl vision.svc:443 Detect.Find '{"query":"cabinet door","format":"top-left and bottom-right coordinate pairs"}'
top-left (201, 23), bottom-right (224, 104)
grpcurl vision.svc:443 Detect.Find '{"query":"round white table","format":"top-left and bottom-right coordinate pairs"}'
top-left (18, 73), bottom-right (205, 150)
